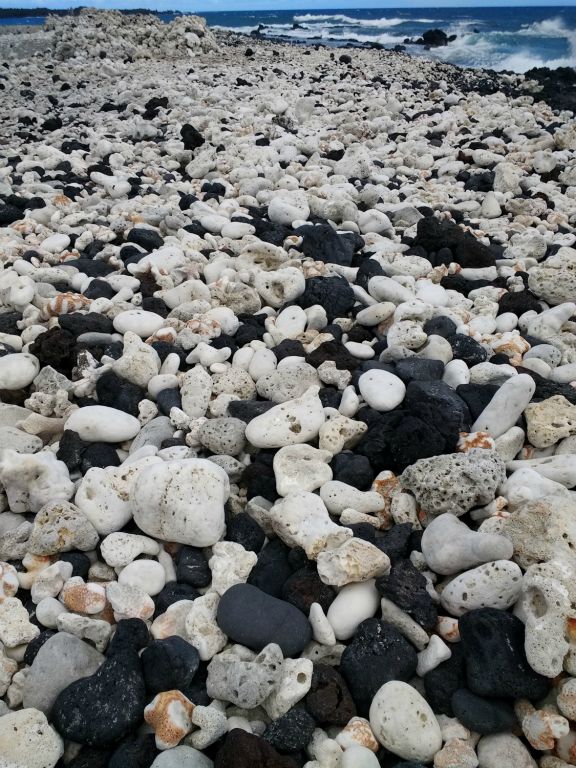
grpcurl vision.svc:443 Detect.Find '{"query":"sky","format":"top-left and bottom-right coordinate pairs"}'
top-left (0, 0), bottom-right (574, 11)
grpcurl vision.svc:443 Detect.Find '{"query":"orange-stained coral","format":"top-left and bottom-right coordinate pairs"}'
top-left (61, 578), bottom-right (107, 614)
top-left (144, 689), bottom-right (195, 749)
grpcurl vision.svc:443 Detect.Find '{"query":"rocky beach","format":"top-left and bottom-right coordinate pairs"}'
top-left (0, 7), bottom-right (576, 767)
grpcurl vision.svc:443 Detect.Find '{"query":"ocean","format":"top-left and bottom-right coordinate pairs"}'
top-left (2, 6), bottom-right (576, 74)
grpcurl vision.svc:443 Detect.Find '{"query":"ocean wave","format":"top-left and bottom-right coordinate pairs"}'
top-left (424, 33), bottom-right (499, 67)
top-left (292, 13), bottom-right (407, 28)
top-left (518, 16), bottom-right (573, 38)
top-left (212, 11), bottom-right (576, 75)
top-left (498, 48), bottom-right (576, 72)
top-left (322, 31), bottom-right (405, 45)
top-left (212, 24), bottom-right (256, 34)
top-left (423, 28), bottom-right (576, 73)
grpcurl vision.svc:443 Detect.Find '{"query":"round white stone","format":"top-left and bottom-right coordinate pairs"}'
top-left (369, 681), bottom-right (442, 762)
top-left (358, 370), bottom-right (406, 411)
top-left (118, 559), bottom-right (166, 596)
top-left (35, 596), bottom-right (69, 629)
top-left (221, 221), bottom-right (255, 239)
top-left (113, 310), bottom-right (165, 337)
top-left (41, 233), bottom-right (71, 253)
top-left (345, 341), bottom-right (375, 360)
top-left (132, 458), bottom-right (229, 546)
top-left (326, 580), bottom-right (380, 641)
top-left (64, 406), bottom-right (141, 443)
top-left (0, 353), bottom-right (40, 389)
top-left (268, 191), bottom-right (310, 225)
top-left (341, 746), bottom-right (380, 768)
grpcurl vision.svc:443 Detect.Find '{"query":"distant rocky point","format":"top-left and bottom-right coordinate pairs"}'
top-left (44, 8), bottom-right (216, 60)
top-left (0, 6), bottom-right (166, 18)
top-left (405, 28), bottom-right (457, 48)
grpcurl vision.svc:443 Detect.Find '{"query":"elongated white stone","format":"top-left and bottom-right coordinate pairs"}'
top-left (64, 406), bottom-right (141, 443)
top-left (506, 454), bottom-right (576, 488)
top-left (327, 580), bottom-right (380, 641)
top-left (113, 309), bottom-right (165, 337)
top-left (471, 373), bottom-right (535, 438)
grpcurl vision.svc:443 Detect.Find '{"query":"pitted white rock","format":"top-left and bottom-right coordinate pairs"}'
top-left (206, 643), bottom-right (283, 709)
top-left (273, 444), bottom-right (333, 496)
top-left (0, 450), bottom-right (74, 513)
top-left (440, 560), bottom-right (523, 617)
top-left (317, 539), bottom-right (390, 587)
top-left (75, 456), bottom-right (161, 535)
top-left (132, 458), bottom-right (229, 547)
top-left (245, 386), bottom-right (325, 448)
top-left (208, 541), bottom-right (257, 595)
top-left (369, 681), bottom-right (442, 762)
top-left (267, 491), bottom-right (352, 559)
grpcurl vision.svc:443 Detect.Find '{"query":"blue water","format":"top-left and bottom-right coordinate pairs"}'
top-left (2, 6), bottom-right (576, 73)
top-left (204, 6), bottom-right (576, 73)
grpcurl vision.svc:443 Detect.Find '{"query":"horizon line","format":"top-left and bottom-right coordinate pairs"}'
top-left (1, 2), bottom-right (574, 7)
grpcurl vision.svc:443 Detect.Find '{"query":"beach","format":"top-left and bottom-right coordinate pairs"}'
top-left (0, 8), bottom-right (576, 767)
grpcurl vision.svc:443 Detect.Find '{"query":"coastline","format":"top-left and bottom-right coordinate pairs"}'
top-left (0, 14), bottom-right (574, 113)
top-left (0, 8), bottom-right (576, 766)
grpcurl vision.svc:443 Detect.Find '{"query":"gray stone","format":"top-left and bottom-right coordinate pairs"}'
top-left (256, 363), bottom-right (320, 403)
top-left (198, 417), bottom-right (246, 456)
top-left (528, 247), bottom-right (576, 306)
top-left (0, 427), bottom-right (42, 454)
top-left (0, 404), bottom-right (32, 428)
top-left (206, 643), bottom-right (283, 708)
top-left (32, 366), bottom-right (73, 394)
top-left (400, 450), bottom-right (506, 518)
top-left (151, 745), bottom-right (213, 767)
top-left (22, 631), bottom-right (104, 714)
top-left (27, 501), bottom-right (100, 555)
top-left (129, 416), bottom-right (174, 454)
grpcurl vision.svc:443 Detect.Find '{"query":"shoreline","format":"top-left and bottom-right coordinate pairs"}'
top-left (0, 15), bottom-right (574, 114)
top-left (0, 8), bottom-right (576, 767)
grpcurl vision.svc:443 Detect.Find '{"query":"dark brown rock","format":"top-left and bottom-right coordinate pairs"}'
top-left (282, 567), bottom-right (336, 614)
top-left (305, 664), bottom-right (356, 725)
top-left (215, 729), bottom-right (299, 768)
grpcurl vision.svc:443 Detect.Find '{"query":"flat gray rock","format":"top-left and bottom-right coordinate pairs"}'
top-left (151, 745), bottom-right (213, 767)
top-left (22, 631), bottom-right (104, 714)
top-left (0, 426), bottom-right (42, 454)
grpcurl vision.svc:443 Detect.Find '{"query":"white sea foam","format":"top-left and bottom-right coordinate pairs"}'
top-left (519, 16), bottom-right (573, 38)
top-left (212, 24), bottom-right (256, 34)
top-left (323, 31), bottom-right (406, 45)
top-left (498, 49), bottom-right (576, 72)
top-left (292, 13), bottom-right (408, 28)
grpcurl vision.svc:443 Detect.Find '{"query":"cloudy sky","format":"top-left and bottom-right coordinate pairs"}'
top-left (1, 0), bottom-right (572, 10)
